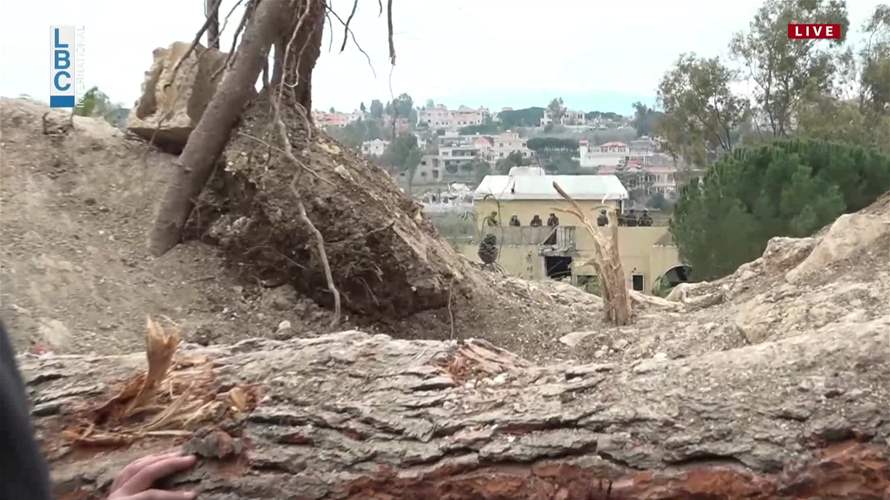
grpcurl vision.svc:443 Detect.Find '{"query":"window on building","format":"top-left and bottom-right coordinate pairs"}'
top-left (632, 274), bottom-right (644, 291)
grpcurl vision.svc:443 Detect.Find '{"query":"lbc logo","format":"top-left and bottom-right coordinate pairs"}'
top-left (50, 26), bottom-right (76, 108)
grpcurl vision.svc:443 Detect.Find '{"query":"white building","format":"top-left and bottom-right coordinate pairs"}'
top-left (361, 138), bottom-right (389, 157)
top-left (578, 140), bottom-right (630, 168)
top-left (419, 105), bottom-right (485, 129)
top-left (488, 132), bottom-right (532, 161)
top-left (541, 108), bottom-right (587, 127)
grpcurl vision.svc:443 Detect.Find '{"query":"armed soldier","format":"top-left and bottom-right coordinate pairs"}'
top-left (596, 209), bottom-right (609, 227)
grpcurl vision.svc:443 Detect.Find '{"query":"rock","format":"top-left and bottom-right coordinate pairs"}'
top-left (127, 41), bottom-right (228, 153)
top-left (786, 214), bottom-right (889, 284)
top-left (264, 285), bottom-right (299, 311)
top-left (37, 319), bottom-right (70, 350)
top-left (558, 330), bottom-right (596, 348)
top-left (277, 320), bottom-right (292, 332)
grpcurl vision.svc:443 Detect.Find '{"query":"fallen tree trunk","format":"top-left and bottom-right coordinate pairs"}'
top-left (23, 319), bottom-right (890, 499)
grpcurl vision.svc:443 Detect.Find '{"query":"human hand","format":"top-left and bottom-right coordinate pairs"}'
top-left (107, 449), bottom-right (198, 500)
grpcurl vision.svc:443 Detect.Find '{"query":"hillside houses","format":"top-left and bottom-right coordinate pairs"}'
top-left (578, 140), bottom-right (630, 168)
top-left (418, 105), bottom-right (489, 129)
top-left (313, 110), bottom-right (363, 128)
top-left (361, 138), bottom-right (389, 157)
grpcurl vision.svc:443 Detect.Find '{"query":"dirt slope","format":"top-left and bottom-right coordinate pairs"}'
top-left (0, 99), bottom-right (339, 354)
top-left (0, 98), bottom-right (603, 360)
top-left (2, 97), bottom-right (887, 365)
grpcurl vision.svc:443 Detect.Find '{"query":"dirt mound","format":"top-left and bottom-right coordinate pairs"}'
top-left (0, 98), bottom-right (340, 354)
top-left (0, 98), bottom-right (603, 360)
top-left (565, 192), bottom-right (890, 363)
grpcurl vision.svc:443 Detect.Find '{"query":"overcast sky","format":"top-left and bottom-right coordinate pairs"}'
top-left (0, 0), bottom-right (881, 115)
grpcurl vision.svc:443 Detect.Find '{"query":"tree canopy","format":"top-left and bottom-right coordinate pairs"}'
top-left (370, 99), bottom-right (384, 119)
top-left (656, 54), bottom-right (748, 166)
top-left (671, 139), bottom-right (890, 280)
top-left (730, 0), bottom-right (849, 136)
top-left (630, 102), bottom-right (663, 138)
top-left (74, 87), bottom-right (129, 128)
top-left (497, 107), bottom-right (545, 128)
top-left (526, 137), bottom-right (579, 152)
top-left (546, 98), bottom-right (565, 124)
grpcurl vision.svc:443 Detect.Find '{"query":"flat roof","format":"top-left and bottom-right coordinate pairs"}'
top-left (474, 174), bottom-right (629, 201)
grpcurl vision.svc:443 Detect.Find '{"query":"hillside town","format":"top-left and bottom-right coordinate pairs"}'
top-left (313, 100), bottom-right (685, 209)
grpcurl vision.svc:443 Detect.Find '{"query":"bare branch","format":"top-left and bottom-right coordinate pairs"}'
top-left (325, 10), bottom-right (334, 52)
top-left (387, 0), bottom-right (395, 65)
top-left (206, 0), bottom-right (246, 49)
top-left (167, 0), bottom-right (225, 87)
top-left (325, 4), bottom-right (376, 77)
top-left (340, 0), bottom-right (359, 52)
top-left (211, 0), bottom-right (253, 82)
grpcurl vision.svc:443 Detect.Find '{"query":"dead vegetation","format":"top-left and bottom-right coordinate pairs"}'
top-left (52, 317), bottom-right (258, 455)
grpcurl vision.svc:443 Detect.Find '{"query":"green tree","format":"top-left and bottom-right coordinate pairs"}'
top-left (545, 154), bottom-right (580, 174)
top-left (326, 118), bottom-right (384, 148)
top-left (370, 99), bottom-right (384, 119)
top-left (473, 161), bottom-right (491, 186)
top-left (393, 93), bottom-right (414, 117)
top-left (657, 54), bottom-right (749, 166)
top-left (497, 107), bottom-right (545, 128)
top-left (547, 97), bottom-right (565, 124)
top-left (383, 134), bottom-right (423, 190)
top-left (329, 106), bottom-right (336, 113)
top-left (648, 192), bottom-right (671, 211)
top-left (360, 101), bottom-right (367, 113)
top-left (425, 98), bottom-right (435, 108)
top-left (671, 139), bottom-right (890, 280)
top-left (495, 151), bottom-right (532, 174)
top-left (730, 0), bottom-right (849, 136)
top-left (74, 87), bottom-right (129, 128)
top-left (630, 102), bottom-right (663, 137)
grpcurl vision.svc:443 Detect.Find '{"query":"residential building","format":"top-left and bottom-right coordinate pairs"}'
top-left (397, 154), bottom-right (442, 186)
top-left (578, 140), bottom-right (630, 168)
top-left (361, 138), bottom-right (389, 157)
top-left (598, 157), bottom-right (680, 196)
top-left (541, 108), bottom-right (587, 127)
top-left (488, 132), bottom-right (532, 161)
top-left (629, 136), bottom-right (659, 155)
top-left (418, 105), bottom-right (485, 129)
top-left (460, 170), bottom-right (684, 293)
top-left (313, 110), bottom-right (361, 128)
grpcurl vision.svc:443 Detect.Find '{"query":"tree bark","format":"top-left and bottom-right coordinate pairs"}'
top-left (148, 0), bottom-right (289, 256)
top-left (23, 321), bottom-right (890, 499)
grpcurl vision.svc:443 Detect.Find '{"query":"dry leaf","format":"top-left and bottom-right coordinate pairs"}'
top-left (125, 316), bottom-right (180, 416)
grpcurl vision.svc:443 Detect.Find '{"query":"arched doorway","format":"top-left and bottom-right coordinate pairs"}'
top-left (652, 264), bottom-right (692, 295)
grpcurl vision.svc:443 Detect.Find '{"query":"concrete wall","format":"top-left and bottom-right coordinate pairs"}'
top-left (474, 199), bottom-right (622, 229)
top-left (457, 222), bottom-right (682, 295)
